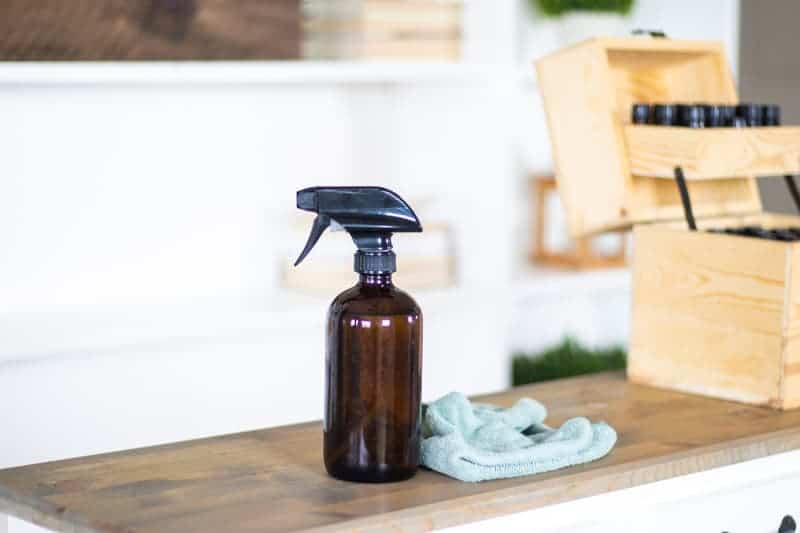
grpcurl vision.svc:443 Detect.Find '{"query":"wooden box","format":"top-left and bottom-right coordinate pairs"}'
top-left (537, 37), bottom-right (800, 409)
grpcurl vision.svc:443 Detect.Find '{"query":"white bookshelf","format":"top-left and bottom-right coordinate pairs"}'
top-left (0, 61), bottom-right (515, 86)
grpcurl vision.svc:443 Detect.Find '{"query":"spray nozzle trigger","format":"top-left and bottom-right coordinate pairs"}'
top-left (293, 186), bottom-right (422, 273)
top-left (294, 213), bottom-right (331, 266)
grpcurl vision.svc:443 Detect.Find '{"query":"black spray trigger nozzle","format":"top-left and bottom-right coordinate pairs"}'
top-left (297, 189), bottom-right (318, 211)
top-left (292, 186), bottom-right (422, 274)
top-left (293, 213), bottom-right (330, 266)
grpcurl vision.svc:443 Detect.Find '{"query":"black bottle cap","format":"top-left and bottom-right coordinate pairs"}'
top-left (675, 104), bottom-right (688, 126)
top-left (698, 103), bottom-right (711, 121)
top-left (719, 105), bottom-right (736, 126)
top-left (681, 105), bottom-right (705, 128)
top-left (631, 103), bottom-right (651, 124)
top-left (736, 103), bottom-right (763, 126)
top-left (705, 105), bottom-right (726, 127)
top-left (739, 225), bottom-right (762, 236)
top-left (763, 104), bottom-right (781, 126)
top-left (354, 251), bottom-right (397, 273)
top-left (653, 104), bottom-right (677, 126)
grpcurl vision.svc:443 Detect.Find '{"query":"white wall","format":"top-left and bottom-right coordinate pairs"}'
top-left (0, 81), bottom-right (518, 310)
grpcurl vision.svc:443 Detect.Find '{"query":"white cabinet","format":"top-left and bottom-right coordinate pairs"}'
top-left (444, 450), bottom-right (800, 533)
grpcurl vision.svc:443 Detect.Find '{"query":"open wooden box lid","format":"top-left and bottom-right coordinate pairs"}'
top-left (536, 37), bottom-right (800, 238)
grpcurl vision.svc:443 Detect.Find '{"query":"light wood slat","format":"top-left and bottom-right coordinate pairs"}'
top-left (628, 214), bottom-right (800, 410)
top-left (625, 125), bottom-right (800, 179)
top-left (2, 372), bottom-right (800, 532)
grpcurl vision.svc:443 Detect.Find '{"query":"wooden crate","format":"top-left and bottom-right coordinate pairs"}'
top-left (536, 37), bottom-right (800, 409)
top-left (630, 213), bottom-right (800, 409)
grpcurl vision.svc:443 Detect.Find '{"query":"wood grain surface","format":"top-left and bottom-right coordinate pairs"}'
top-left (629, 215), bottom-right (800, 409)
top-left (785, 243), bottom-right (800, 408)
top-left (625, 125), bottom-right (800, 179)
top-left (0, 0), bottom-right (300, 60)
top-left (3, 372), bottom-right (800, 532)
top-left (537, 38), bottom-right (632, 238)
top-left (630, 222), bottom-right (789, 407)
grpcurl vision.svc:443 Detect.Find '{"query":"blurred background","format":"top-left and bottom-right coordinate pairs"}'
top-left (0, 0), bottom-right (793, 471)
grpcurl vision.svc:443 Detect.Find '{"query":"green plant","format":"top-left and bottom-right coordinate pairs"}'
top-left (534, 0), bottom-right (635, 18)
top-left (512, 337), bottom-right (626, 386)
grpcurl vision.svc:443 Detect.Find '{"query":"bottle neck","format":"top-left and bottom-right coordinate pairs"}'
top-left (359, 272), bottom-right (393, 287)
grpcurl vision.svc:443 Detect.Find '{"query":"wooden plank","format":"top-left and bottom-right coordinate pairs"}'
top-left (629, 221), bottom-right (792, 407)
top-left (536, 39), bottom-right (632, 237)
top-left (4, 373), bottom-right (800, 532)
top-left (783, 243), bottom-right (800, 409)
top-left (0, 0), bottom-right (301, 60)
top-left (597, 36), bottom-right (725, 54)
top-left (625, 125), bottom-right (800, 179)
top-left (541, 37), bottom-right (725, 63)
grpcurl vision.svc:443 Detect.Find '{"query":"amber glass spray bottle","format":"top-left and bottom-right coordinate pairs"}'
top-left (293, 186), bottom-right (423, 483)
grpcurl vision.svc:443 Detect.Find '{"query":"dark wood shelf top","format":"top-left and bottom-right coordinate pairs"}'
top-left (2, 372), bottom-right (800, 533)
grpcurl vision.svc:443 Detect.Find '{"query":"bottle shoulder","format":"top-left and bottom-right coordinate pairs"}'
top-left (329, 283), bottom-right (421, 317)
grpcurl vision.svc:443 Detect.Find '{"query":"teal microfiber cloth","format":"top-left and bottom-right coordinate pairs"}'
top-left (420, 392), bottom-right (617, 482)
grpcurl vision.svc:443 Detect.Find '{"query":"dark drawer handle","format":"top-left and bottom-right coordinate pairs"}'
top-left (721, 514), bottom-right (795, 533)
top-left (780, 515), bottom-right (797, 533)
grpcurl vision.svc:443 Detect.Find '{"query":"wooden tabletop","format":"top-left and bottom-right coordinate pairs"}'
top-left (3, 372), bottom-right (800, 533)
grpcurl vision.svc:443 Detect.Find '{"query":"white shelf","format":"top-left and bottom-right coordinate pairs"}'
top-left (514, 266), bottom-right (632, 298)
top-left (0, 61), bottom-right (507, 86)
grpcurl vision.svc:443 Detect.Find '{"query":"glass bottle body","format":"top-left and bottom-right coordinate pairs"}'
top-left (323, 273), bottom-right (422, 483)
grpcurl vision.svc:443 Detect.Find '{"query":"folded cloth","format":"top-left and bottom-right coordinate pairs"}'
top-left (420, 392), bottom-right (617, 482)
